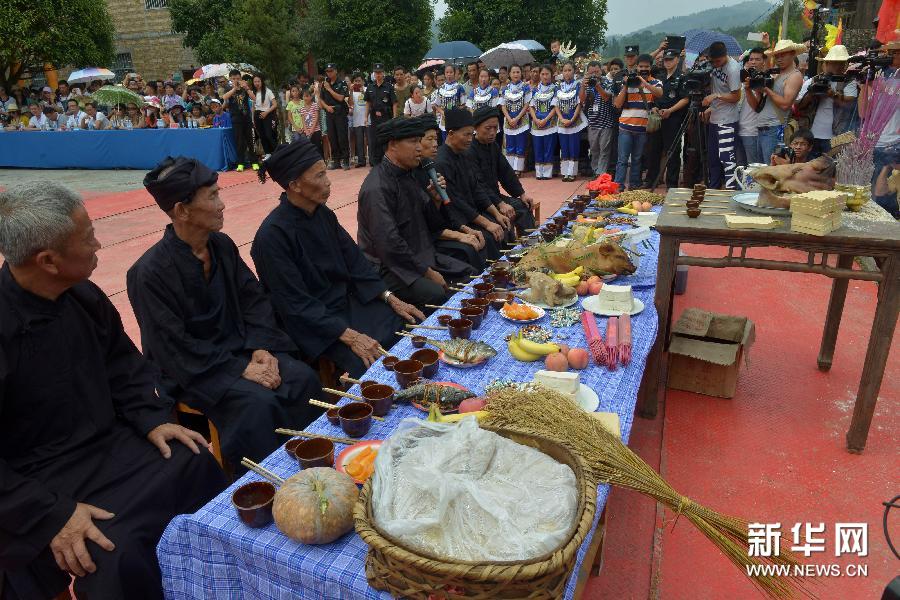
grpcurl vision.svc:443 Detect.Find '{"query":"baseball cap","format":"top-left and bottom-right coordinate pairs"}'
top-left (42, 86), bottom-right (53, 93)
top-left (663, 49), bottom-right (679, 59)
top-left (325, 63), bottom-right (337, 70)
top-left (624, 45), bottom-right (639, 56)
top-left (373, 63), bottom-right (385, 72)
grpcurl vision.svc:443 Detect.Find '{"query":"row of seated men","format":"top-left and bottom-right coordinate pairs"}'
top-left (0, 106), bottom-right (536, 599)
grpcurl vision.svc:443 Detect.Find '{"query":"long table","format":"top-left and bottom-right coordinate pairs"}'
top-left (157, 207), bottom-right (661, 599)
top-left (0, 128), bottom-right (237, 171)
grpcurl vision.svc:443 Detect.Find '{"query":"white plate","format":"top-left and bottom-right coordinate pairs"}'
top-left (499, 303), bottom-right (546, 323)
top-left (576, 384), bottom-right (599, 412)
top-left (522, 293), bottom-right (579, 309)
top-left (581, 295), bottom-right (645, 316)
top-left (732, 192), bottom-right (792, 216)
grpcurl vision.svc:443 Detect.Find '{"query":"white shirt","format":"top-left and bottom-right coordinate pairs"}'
top-left (709, 57), bottom-right (741, 125)
top-left (83, 112), bottom-right (108, 130)
top-left (351, 90), bottom-right (367, 127)
top-left (403, 97), bottom-right (431, 117)
top-left (797, 77), bottom-right (859, 140)
top-left (737, 89), bottom-right (758, 136)
top-left (28, 114), bottom-right (48, 129)
top-left (255, 88), bottom-right (275, 112)
top-left (65, 111), bottom-right (87, 129)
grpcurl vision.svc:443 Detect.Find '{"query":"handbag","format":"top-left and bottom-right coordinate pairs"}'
top-left (642, 91), bottom-right (661, 133)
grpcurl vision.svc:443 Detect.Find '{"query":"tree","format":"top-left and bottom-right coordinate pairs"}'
top-left (223, 0), bottom-right (304, 84)
top-left (0, 0), bottom-right (114, 89)
top-left (297, 0), bottom-right (433, 72)
top-left (169, 0), bottom-right (237, 65)
top-left (439, 0), bottom-right (607, 55)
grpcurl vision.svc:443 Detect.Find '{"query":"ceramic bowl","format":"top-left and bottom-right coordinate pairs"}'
top-left (338, 402), bottom-right (373, 438)
top-left (411, 335), bottom-right (426, 348)
top-left (460, 306), bottom-right (484, 329)
top-left (382, 356), bottom-right (399, 371)
top-left (448, 318), bottom-right (473, 340)
top-left (294, 437), bottom-right (334, 469)
top-left (472, 282), bottom-right (495, 298)
top-left (326, 407), bottom-right (340, 426)
top-left (393, 359), bottom-right (424, 389)
top-left (232, 481), bottom-right (275, 528)
top-left (361, 383), bottom-right (394, 417)
top-left (410, 348), bottom-right (440, 379)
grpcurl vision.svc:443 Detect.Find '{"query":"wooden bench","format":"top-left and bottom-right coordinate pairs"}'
top-left (173, 402), bottom-right (224, 468)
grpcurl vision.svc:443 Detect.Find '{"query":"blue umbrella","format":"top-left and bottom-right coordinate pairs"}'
top-left (424, 41), bottom-right (483, 63)
top-left (684, 29), bottom-right (743, 63)
top-left (512, 39), bottom-right (546, 52)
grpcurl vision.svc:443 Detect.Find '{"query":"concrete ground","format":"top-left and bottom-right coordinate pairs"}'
top-left (3, 166), bottom-right (897, 599)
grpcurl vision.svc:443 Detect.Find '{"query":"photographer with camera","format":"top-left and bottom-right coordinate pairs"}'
top-left (770, 128), bottom-right (813, 165)
top-left (699, 42), bottom-right (742, 189)
top-left (644, 49), bottom-right (688, 188)
top-left (580, 60), bottom-right (616, 176)
top-left (747, 39), bottom-right (805, 162)
top-left (795, 45), bottom-right (857, 157)
top-left (612, 54), bottom-right (663, 191)
top-left (737, 48), bottom-right (767, 166)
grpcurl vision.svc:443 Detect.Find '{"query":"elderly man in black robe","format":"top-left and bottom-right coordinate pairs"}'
top-left (436, 109), bottom-right (514, 260)
top-left (251, 136), bottom-right (424, 378)
top-left (413, 114), bottom-right (487, 271)
top-left (466, 106), bottom-right (537, 235)
top-left (127, 157), bottom-right (323, 467)
top-left (357, 117), bottom-right (475, 308)
top-left (0, 182), bottom-right (225, 600)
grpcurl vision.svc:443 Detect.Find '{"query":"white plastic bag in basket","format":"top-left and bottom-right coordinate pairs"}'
top-left (370, 417), bottom-right (578, 562)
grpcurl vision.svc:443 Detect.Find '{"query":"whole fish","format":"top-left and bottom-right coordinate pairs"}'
top-left (422, 337), bottom-right (497, 364)
top-left (395, 382), bottom-right (476, 411)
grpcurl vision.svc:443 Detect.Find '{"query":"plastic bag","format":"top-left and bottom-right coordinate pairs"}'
top-left (371, 418), bottom-right (578, 562)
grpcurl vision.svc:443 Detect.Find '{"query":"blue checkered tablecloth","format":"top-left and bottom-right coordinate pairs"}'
top-left (158, 208), bottom-right (661, 600)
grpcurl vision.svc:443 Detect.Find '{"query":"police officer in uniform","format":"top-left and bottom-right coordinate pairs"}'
top-left (644, 48), bottom-right (688, 188)
top-left (364, 64), bottom-right (396, 166)
top-left (320, 63), bottom-right (351, 170)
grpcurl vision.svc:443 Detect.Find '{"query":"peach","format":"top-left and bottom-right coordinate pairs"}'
top-left (588, 281), bottom-right (603, 295)
top-left (567, 348), bottom-right (589, 370)
top-left (544, 352), bottom-right (569, 372)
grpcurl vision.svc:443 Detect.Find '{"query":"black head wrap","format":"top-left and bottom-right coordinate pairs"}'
top-left (472, 106), bottom-right (501, 127)
top-left (443, 108), bottom-right (473, 131)
top-left (417, 114), bottom-right (440, 133)
top-left (376, 117), bottom-right (425, 146)
top-left (143, 156), bottom-right (218, 212)
top-left (258, 136), bottom-right (323, 188)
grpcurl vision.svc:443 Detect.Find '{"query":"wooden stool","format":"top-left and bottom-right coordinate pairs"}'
top-left (174, 402), bottom-right (224, 468)
top-left (531, 201), bottom-right (541, 223)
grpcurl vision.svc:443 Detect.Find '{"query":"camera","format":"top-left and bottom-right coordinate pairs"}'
top-left (624, 69), bottom-right (640, 86)
top-left (587, 76), bottom-right (598, 88)
top-left (847, 51), bottom-right (893, 82)
top-left (682, 61), bottom-right (712, 94)
top-left (774, 143), bottom-right (795, 163)
top-left (807, 73), bottom-right (846, 96)
top-left (740, 67), bottom-right (776, 90)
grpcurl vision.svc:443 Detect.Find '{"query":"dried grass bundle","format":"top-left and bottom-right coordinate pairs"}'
top-left (483, 387), bottom-right (816, 599)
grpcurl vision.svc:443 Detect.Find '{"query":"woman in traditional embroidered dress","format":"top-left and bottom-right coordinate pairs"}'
top-left (467, 68), bottom-right (499, 112)
top-left (528, 64), bottom-right (559, 180)
top-left (556, 61), bottom-right (588, 182)
top-left (434, 63), bottom-right (467, 143)
top-left (499, 64), bottom-right (531, 175)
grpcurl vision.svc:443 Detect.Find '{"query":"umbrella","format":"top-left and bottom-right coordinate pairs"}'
top-left (684, 29), bottom-right (743, 66)
top-left (424, 41), bottom-right (483, 63)
top-left (416, 59), bottom-right (445, 73)
top-left (68, 67), bottom-right (116, 85)
top-left (89, 85), bottom-right (145, 108)
top-left (511, 39), bottom-right (546, 52)
top-left (480, 42), bottom-right (536, 70)
top-left (192, 63), bottom-right (259, 80)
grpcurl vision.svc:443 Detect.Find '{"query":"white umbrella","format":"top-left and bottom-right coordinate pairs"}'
top-left (68, 67), bottom-right (116, 85)
top-left (480, 43), bottom-right (536, 71)
top-left (512, 39), bottom-right (546, 52)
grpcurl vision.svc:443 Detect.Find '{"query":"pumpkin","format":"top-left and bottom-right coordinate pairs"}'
top-left (273, 467), bottom-right (359, 544)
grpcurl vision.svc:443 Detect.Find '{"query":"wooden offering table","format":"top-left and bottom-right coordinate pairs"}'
top-left (638, 188), bottom-right (899, 453)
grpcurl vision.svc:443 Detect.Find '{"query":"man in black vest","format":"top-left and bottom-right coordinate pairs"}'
top-left (364, 64), bottom-right (396, 166)
top-left (319, 63), bottom-right (350, 170)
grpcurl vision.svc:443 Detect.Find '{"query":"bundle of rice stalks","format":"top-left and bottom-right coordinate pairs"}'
top-left (483, 387), bottom-right (816, 599)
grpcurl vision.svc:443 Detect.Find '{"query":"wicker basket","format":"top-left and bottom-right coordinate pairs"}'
top-left (353, 428), bottom-right (597, 599)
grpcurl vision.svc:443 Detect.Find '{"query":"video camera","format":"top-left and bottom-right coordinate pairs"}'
top-left (586, 75), bottom-right (598, 88)
top-left (847, 51), bottom-right (893, 83)
top-left (682, 60), bottom-right (713, 95)
top-left (740, 67), bottom-right (777, 90)
top-left (773, 143), bottom-right (795, 163)
top-left (807, 73), bottom-right (846, 96)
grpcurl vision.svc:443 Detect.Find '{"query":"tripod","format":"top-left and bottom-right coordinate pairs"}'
top-left (650, 92), bottom-right (708, 190)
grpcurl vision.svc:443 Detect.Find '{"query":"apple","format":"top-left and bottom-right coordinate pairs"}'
top-left (576, 281), bottom-right (590, 296)
top-left (567, 348), bottom-right (589, 370)
top-left (544, 352), bottom-right (569, 372)
top-left (588, 281), bottom-right (603, 295)
top-left (459, 397), bottom-right (487, 413)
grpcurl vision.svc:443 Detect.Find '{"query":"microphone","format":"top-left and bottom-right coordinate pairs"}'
top-left (420, 158), bottom-right (450, 205)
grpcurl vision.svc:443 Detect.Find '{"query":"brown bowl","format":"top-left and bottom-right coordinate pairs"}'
top-left (232, 481), bottom-right (276, 528)
top-left (338, 402), bottom-right (373, 438)
top-left (487, 291), bottom-right (515, 310)
top-left (472, 282), bottom-right (495, 298)
top-left (437, 314), bottom-right (453, 326)
top-left (541, 228), bottom-right (557, 242)
top-left (553, 215), bottom-right (568, 227)
top-left (491, 269), bottom-right (511, 288)
top-left (461, 297), bottom-right (490, 312)
top-left (382, 356), bottom-right (398, 371)
top-left (448, 318), bottom-right (473, 340)
top-left (411, 348), bottom-right (440, 379)
top-left (490, 260), bottom-right (512, 273)
top-left (326, 407), bottom-right (340, 426)
top-left (361, 383), bottom-right (394, 417)
top-left (563, 208), bottom-right (577, 220)
top-left (411, 335), bottom-right (426, 348)
top-left (460, 306), bottom-right (484, 329)
top-left (294, 437), bottom-right (335, 469)
top-left (394, 359), bottom-right (424, 389)
top-left (588, 189), bottom-right (600, 198)
top-left (573, 200), bottom-right (587, 212)
top-left (284, 438), bottom-right (302, 458)
top-left (480, 273), bottom-right (494, 284)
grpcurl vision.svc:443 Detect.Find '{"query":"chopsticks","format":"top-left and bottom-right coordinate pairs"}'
top-left (240, 458), bottom-right (285, 486)
top-left (377, 346), bottom-right (391, 356)
top-left (396, 331), bottom-right (417, 338)
top-left (275, 428), bottom-right (366, 446)
top-left (309, 398), bottom-right (385, 421)
top-left (425, 304), bottom-right (462, 310)
top-left (339, 374), bottom-right (363, 385)
top-left (448, 286), bottom-right (474, 294)
top-left (322, 387), bottom-right (365, 401)
top-left (404, 323), bottom-right (448, 330)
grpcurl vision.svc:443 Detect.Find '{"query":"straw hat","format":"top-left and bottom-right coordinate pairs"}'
top-left (885, 39), bottom-right (900, 51)
top-left (6, 102), bottom-right (18, 112)
top-left (816, 45), bottom-right (850, 62)
top-left (765, 39), bottom-right (806, 55)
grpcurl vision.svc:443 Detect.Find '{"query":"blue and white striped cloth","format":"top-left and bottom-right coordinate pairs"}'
top-left (158, 208), bottom-right (662, 600)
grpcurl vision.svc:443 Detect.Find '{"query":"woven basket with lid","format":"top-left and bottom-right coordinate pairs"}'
top-left (353, 428), bottom-right (597, 599)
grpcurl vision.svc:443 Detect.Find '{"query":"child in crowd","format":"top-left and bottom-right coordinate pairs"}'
top-left (349, 73), bottom-right (368, 166)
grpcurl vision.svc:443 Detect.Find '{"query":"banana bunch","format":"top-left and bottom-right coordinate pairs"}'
top-left (551, 265), bottom-right (583, 287)
top-left (617, 207), bottom-right (638, 215)
top-left (507, 332), bottom-right (560, 362)
top-left (426, 403), bottom-right (488, 423)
